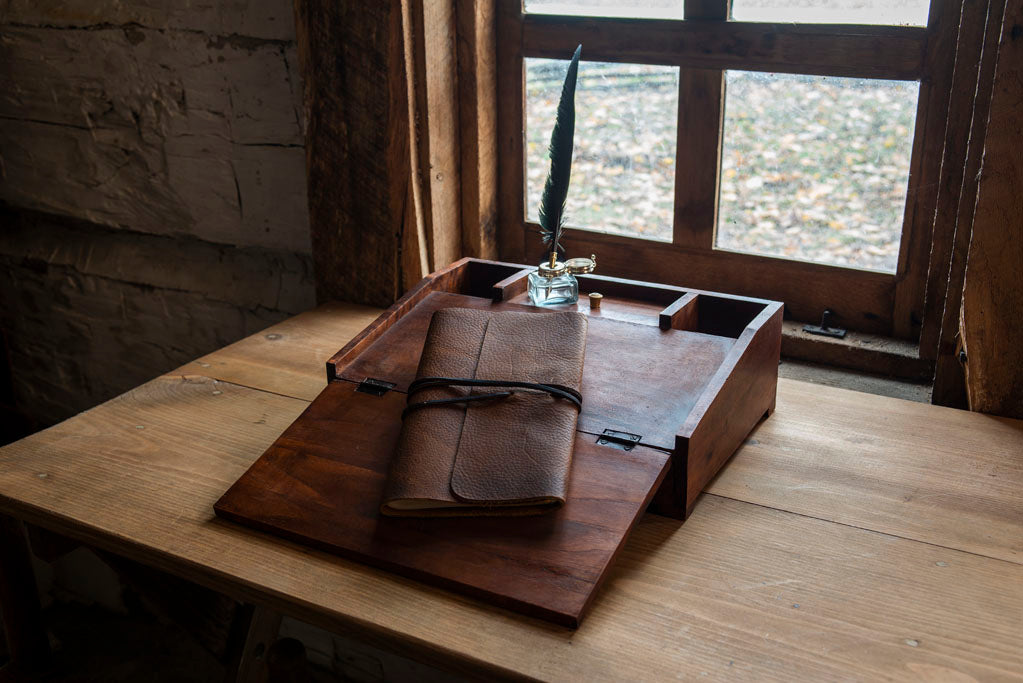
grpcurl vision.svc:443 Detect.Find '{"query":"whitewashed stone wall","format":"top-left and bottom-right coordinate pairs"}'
top-left (0, 0), bottom-right (315, 427)
top-left (0, 0), bottom-right (308, 251)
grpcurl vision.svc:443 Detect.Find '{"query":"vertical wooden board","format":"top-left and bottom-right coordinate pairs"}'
top-left (921, 0), bottom-right (996, 361)
top-left (932, 0), bottom-right (1006, 407)
top-left (676, 0), bottom-right (729, 257)
top-left (684, 0), bottom-right (730, 19)
top-left (960, 0), bottom-right (1023, 419)
top-left (400, 0), bottom-right (432, 293)
top-left (496, 1), bottom-right (526, 263)
top-left (457, 0), bottom-right (500, 261)
top-left (892, 0), bottom-right (962, 339)
top-left (400, 149), bottom-right (430, 294)
top-left (673, 68), bottom-right (724, 250)
top-left (295, 0), bottom-right (409, 307)
top-left (410, 0), bottom-right (463, 271)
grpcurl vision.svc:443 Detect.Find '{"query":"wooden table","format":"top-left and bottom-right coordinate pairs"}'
top-left (1, 302), bottom-right (1021, 680)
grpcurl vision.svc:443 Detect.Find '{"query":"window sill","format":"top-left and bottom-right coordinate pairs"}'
top-left (781, 320), bottom-right (932, 382)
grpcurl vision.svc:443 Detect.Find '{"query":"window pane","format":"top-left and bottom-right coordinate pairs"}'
top-left (717, 71), bottom-right (918, 273)
top-left (524, 0), bottom-right (684, 20)
top-left (731, 0), bottom-right (929, 26)
top-left (526, 59), bottom-right (679, 242)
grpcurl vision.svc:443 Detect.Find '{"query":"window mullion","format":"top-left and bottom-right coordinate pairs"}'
top-left (684, 0), bottom-right (730, 21)
top-left (674, 1), bottom-right (728, 250)
top-left (673, 68), bottom-right (724, 249)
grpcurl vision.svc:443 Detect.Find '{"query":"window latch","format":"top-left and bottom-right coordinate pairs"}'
top-left (803, 309), bottom-right (847, 339)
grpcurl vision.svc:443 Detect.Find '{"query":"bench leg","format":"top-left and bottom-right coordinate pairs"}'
top-left (0, 515), bottom-right (49, 673)
top-left (223, 603), bottom-right (284, 683)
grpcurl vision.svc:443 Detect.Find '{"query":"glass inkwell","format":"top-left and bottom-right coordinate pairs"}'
top-left (529, 43), bottom-right (592, 307)
top-left (528, 253), bottom-right (596, 307)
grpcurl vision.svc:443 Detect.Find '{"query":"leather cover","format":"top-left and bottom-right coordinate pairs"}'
top-left (381, 308), bottom-right (588, 517)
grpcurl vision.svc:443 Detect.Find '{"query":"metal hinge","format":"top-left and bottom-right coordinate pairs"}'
top-left (596, 429), bottom-right (641, 451)
top-left (803, 309), bottom-right (847, 339)
top-left (356, 377), bottom-right (396, 396)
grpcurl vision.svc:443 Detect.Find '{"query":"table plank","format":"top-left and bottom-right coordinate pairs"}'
top-left (182, 304), bottom-right (1023, 565)
top-left (707, 382), bottom-right (1023, 564)
top-left (190, 301), bottom-right (381, 401)
top-left (0, 374), bottom-right (1020, 680)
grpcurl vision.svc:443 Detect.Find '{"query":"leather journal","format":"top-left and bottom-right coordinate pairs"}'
top-left (380, 307), bottom-right (588, 517)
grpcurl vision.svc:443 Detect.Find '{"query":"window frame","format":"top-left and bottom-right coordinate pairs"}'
top-left (495, 0), bottom-right (956, 341)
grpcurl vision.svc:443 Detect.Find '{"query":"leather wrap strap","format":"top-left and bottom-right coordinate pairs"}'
top-left (403, 376), bottom-right (582, 418)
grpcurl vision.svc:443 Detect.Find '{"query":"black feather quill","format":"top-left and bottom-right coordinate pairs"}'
top-left (538, 44), bottom-right (582, 262)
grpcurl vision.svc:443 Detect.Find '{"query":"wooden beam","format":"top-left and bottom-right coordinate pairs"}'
top-left (223, 604), bottom-right (284, 683)
top-left (295, 0), bottom-right (464, 303)
top-left (684, 0), bottom-right (730, 19)
top-left (409, 0), bottom-right (464, 271)
top-left (672, 68), bottom-right (723, 249)
top-left (456, 0), bottom-right (499, 260)
top-left (673, 0), bottom-right (728, 249)
top-left (496, 1), bottom-right (527, 263)
top-left (929, 0), bottom-right (1006, 407)
top-left (522, 16), bottom-right (927, 80)
top-left (294, 0), bottom-right (416, 307)
top-left (959, 0), bottom-right (1023, 419)
top-left (892, 0), bottom-right (963, 340)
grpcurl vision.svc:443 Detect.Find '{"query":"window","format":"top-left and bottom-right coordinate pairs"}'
top-left (497, 0), bottom-right (955, 340)
top-left (716, 71), bottom-right (918, 272)
top-left (525, 60), bottom-right (679, 241)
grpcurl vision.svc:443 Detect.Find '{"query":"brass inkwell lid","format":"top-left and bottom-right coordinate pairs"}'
top-left (537, 254), bottom-right (596, 278)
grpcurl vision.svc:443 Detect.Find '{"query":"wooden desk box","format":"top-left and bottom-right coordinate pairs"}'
top-left (215, 258), bottom-right (782, 626)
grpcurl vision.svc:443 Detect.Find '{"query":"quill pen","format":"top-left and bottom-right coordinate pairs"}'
top-left (538, 44), bottom-right (582, 267)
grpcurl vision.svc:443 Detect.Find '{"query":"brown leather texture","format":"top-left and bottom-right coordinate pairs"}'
top-left (381, 308), bottom-right (587, 517)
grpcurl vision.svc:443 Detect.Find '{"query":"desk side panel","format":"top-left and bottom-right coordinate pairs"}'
top-left (680, 304), bottom-right (783, 518)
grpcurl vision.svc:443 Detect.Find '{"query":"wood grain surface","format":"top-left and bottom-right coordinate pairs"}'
top-left (921, 0), bottom-right (1004, 367)
top-left (455, 0), bottom-right (499, 261)
top-left (931, 0), bottom-right (1006, 406)
top-left (960, 0), bottom-right (1023, 419)
top-left (890, 0), bottom-right (963, 341)
top-left (2, 304), bottom-right (1021, 679)
top-left (191, 301), bottom-right (382, 401)
top-left (673, 68), bottom-right (724, 250)
top-left (336, 290), bottom-right (737, 451)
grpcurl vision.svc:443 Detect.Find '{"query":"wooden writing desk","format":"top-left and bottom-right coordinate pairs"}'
top-left (1, 302), bottom-right (1021, 680)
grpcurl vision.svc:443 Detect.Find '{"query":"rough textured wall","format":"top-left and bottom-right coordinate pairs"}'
top-left (0, 0), bottom-right (315, 430)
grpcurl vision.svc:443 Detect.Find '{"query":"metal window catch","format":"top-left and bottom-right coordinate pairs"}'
top-left (596, 429), bottom-right (641, 451)
top-left (356, 377), bottom-right (396, 396)
top-left (803, 309), bottom-right (847, 339)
